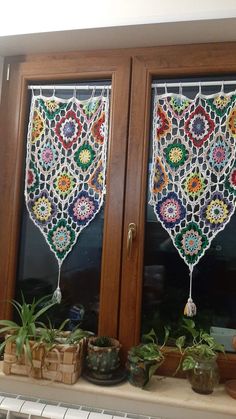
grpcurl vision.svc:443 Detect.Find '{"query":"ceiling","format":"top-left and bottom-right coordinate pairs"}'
top-left (0, 18), bottom-right (236, 57)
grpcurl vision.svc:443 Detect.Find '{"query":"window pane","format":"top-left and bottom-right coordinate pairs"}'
top-left (16, 83), bottom-right (111, 334)
top-left (142, 77), bottom-right (236, 350)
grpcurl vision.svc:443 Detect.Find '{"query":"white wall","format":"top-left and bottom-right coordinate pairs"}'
top-left (1, 0), bottom-right (236, 36)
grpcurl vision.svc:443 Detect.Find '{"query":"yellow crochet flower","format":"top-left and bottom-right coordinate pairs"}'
top-left (32, 196), bottom-right (52, 221)
top-left (205, 198), bottom-right (228, 224)
top-left (79, 149), bottom-right (91, 164)
top-left (169, 147), bottom-right (183, 163)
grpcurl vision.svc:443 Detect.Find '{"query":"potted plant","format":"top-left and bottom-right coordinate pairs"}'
top-left (86, 336), bottom-right (121, 379)
top-left (126, 328), bottom-right (169, 388)
top-left (0, 295), bottom-right (55, 378)
top-left (0, 295), bottom-right (92, 384)
top-left (176, 318), bottom-right (225, 394)
top-left (36, 319), bottom-right (93, 383)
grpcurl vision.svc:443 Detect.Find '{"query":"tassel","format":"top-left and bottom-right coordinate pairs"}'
top-left (184, 267), bottom-right (196, 316)
top-left (184, 297), bottom-right (196, 317)
top-left (52, 287), bottom-right (62, 304)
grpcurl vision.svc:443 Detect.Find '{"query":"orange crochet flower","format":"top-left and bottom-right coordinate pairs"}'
top-left (227, 109), bottom-right (236, 137)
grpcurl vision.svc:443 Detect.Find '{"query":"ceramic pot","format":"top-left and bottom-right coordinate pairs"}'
top-left (187, 356), bottom-right (219, 394)
top-left (86, 337), bottom-right (121, 379)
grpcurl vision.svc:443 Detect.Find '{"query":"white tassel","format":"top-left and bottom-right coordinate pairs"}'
top-left (52, 287), bottom-right (62, 304)
top-left (184, 297), bottom-right (197, 317)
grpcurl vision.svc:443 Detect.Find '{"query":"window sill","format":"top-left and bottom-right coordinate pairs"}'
top-left (0, 362), bottom-right (235, 419)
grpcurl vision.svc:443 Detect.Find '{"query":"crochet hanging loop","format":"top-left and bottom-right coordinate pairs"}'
top-left (52, 266), bottom-right (62, 304)
top-left (184, 268), bottom-right (197, 317)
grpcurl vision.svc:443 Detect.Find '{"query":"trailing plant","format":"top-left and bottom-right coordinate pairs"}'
top-left (127, 328), bottom-right (169, 386)
top-left (0, 295), bottom-right (55, 362)
top-left (175, 318), bottom-right (225, 372)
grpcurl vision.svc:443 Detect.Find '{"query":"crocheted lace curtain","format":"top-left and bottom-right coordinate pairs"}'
top-left (149, 86), bottom-right (236, 315)
top-left (25, 89), bottom-right (109, 302)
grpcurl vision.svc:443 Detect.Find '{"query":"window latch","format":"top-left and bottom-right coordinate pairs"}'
top-left (127, 223), bottom-right (137, 258)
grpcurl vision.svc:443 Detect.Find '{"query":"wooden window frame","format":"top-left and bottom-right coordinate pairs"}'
top-left (119, 42), bottom-right (236, 380)
top-left (1, 43), bottom-right (236, 380)
top-left (0, 51), bottom-right (131, 338)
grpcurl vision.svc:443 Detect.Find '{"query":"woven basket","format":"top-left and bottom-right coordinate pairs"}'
top-left (3, 337), bottom-right (85, 384)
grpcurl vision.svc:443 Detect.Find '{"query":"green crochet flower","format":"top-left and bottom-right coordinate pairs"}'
top-left (48, 219), bottom-right (75, 260)
top-left (165, 143), bottom-right (187, 169)
top-left (74, 143), bottom-right (95, 171)
top-left (175, 222), bottom-right (209, 265)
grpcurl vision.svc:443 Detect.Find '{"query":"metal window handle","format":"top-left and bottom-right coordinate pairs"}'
top-left (127, 223), bottom-right (137, 258)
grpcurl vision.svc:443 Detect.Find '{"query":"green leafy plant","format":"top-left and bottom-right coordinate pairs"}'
top-left (176, 318), bottom-right (225, 372)
top-left (37, 318), bottom-right (93, 350)
top-left (0, 295), bottom-right (55, 362)
top-left (127, 328), bottom-right (169, 386)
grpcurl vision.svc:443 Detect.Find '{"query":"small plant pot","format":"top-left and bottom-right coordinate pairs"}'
top-left (187, 357), bottom-right (219, 395)
top-left (126, 358), bottom-right (159, 388)
top-left (86, 337), bottom-right (121, 379)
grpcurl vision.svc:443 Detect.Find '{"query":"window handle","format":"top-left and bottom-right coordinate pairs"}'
top-left (127, 223), bottom-right (137, 258)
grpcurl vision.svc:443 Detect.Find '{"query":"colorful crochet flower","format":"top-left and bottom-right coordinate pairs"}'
top-left (55, 110), bottom-right (82, 149)
top-left (207, 95), bottom-right (235, 117)
top-left (225, 166), bottom-right (236, 195)
top-left (74, 143), bottom-right (95, 171)
top-left (165, 143), bottom-right (188, 169)
top-left (175, 222), bottom-right (209, 265)
top-left (156, 106), bottom-right (171, 138)
top-left (207, 136), bottom-right (230, 173)
top-left (156, 192), bottom-right (186, 228)
top-left (30, 191), bottom-right (56, 225)
top-left (152, 157), bottom-right (168, 193)
top-left (48, 219), bottom-right (75, 259)
top-left (80, 98), bottom-right (101, 120)
top-left (227, 109), bottom-right (236, 137)
top-left (185, 105), bottom-right (215, 147)
top-left (69, 191), bottom-right (98, 225)
top-left (39, 142), bottom-right (57, 170)
top-left (91, 113), bottom-right (105, 143)
top-left (55, 173), bottom-right (74, 196)
top-left (39, 99), bottom-right (66, 120)
top-left (89, 162), bottom-right (104, 194)
top-left (201, 192), bottom-right (232, 230)
top-left (169, 96), bottom-right (190, 116)
top-left (27, 163), bottom-right (39, 193)
top-left (31, 110), bottom-right (45, 143)
top-left (183, 172), bottom-right (206, 198)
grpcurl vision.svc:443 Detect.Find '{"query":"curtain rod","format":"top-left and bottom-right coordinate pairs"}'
top-left (28, 85), bottom-right (111, 91)
top-left (152, 81), bottom-right (236, 88)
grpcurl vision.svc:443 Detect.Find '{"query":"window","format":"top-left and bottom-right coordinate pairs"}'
top-left (0, 52), bottom-right (131, 339)
top-left (1, 44), bottom-right (236, 380)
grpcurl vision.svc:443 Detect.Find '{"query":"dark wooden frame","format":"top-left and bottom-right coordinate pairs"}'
top-left (0, 51), bottom-right (131, 338)
top-left (119, 42), bottom-right (236, 380)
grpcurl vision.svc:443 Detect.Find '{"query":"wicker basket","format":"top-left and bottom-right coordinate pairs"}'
top-left (3, 338), bottom-right (85, 384)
